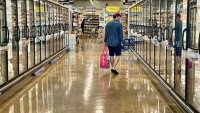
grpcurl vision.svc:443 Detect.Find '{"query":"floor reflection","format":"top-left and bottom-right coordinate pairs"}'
top-left (0, 39), bottom-right (183, 113)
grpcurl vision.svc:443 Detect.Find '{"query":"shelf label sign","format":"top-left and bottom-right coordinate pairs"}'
top-left (106, 6), bottom-right (120, 13)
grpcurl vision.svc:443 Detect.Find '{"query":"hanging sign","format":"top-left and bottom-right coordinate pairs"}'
top-left (123, 0), bottom-right (135, 5)
top-left (106, 6), bottom-right (120, 13)
top-left (59, 0), bottom-right (73, 4)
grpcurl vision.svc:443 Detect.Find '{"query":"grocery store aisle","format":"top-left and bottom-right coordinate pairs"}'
top-left (0, 39), bottom-right (183, 113)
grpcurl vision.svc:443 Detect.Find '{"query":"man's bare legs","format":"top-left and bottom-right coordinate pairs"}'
top-left (110, 56), bottom-right (114, 67)
top-left (113, 56), bottom-right (120, 69)
top-left (110, 56), bottom-right (120, 74)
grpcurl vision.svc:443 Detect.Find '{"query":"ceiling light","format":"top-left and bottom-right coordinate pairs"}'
top-left (90, 0), bottom-right (94, 5)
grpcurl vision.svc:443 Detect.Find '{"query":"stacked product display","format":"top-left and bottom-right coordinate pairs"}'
top-left (0, 0), bottom-right (69, 92)
top-left (69, 10), bottom-right (82, 49)
top-left (84, 15), bottom-right (99, 37)
top-left (71, 11), bottom-right (80, 34)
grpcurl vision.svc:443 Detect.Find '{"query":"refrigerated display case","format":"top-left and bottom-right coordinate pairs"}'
top-left (0, 0), bottom-right (69, 94)
top-left (128, 0), bottom-right (200, 112)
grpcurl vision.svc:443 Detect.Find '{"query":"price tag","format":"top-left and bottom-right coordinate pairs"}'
top-left (187, 49), bottom-right (199, 61)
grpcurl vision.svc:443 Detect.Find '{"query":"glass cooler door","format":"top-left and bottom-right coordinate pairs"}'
top-left (34, 0), bottom-right (41, 64)
top-left (135, 5), bottom-right (139, 54)
top-left (62, 8), bottom-right (66, 49)
top-left (64, 9), bottom-right (69, 47)
top-left (10, 0), bottom-right (19, 80)
top-left (142, 3), bottom-right (145, 58)
top-left (45, 2), bottom-right (50, 58)
top-left (152, 0), bottom-right (160, 72)
top-left (27, 0), bottom-right (35, 69)
top-left (58, 7), bottom-right (62, 51)
top-left (129, 7), bottom-right (135, 51)
top-left (138, 5), bottom-right (143, 57)
top-left (160, 0), bottom-right (169, 81)
top-left (40, 0), bottom-right (46, 61)
top-left (60, 8), bottom-right (64, 50)
top-left (0, 0), bottom-right (8, 85)
top-left (166, 0), bottom-right (176, 88)
top-left (49, 4), bottom-right (54, 56)
top-left (143, 1), bottom-right (148, 62)
top-left (52, 5), bottom-right (56, 54)
top-left (174, 0), bottom-right (188, 98)
top-left (146, 0), bottom-right (151, 65)
top-left (186, 0), bottom-right (200, 112)
top-left (54, 6), bottom-right (58, 53)
top-left (18, 0), bottom-right (28, 74)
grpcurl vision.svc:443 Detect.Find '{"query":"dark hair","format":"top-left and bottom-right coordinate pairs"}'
top-left (113, 15), bottom-right (116, 19)
top-left (176, 13), bottom-right (181, 18)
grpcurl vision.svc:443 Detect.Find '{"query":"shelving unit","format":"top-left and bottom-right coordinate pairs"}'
top-left (83, 15), bottom-right (99, 37)
top-left (72, 11), bottom-right (80, 33)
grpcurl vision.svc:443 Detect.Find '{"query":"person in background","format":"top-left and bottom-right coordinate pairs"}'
top-left (104, 12), bottom-right (123, 75)
top-left (81, 18), bottom-right (85, 34)
top-left (175, 13), bottom-right (183, 74)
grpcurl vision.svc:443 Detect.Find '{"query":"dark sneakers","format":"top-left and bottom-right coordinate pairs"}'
top-left (111, 69), bottom-right (119, 75)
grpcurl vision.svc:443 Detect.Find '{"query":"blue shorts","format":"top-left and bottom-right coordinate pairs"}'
top-left (108, 45), bottom-right (122, 56)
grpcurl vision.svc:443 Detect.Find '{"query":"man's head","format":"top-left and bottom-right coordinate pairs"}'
top-left (176, 13), bottom-right (181, 21)
top-left (113, 12), bottom-right (121, 21)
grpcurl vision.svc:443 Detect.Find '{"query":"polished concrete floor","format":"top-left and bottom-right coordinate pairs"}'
top-left (0, 39), bottom-right (184, 113)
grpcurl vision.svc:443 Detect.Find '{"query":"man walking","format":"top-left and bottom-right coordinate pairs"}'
top-left (175, 13), bottom-right (182, 75)
top-left (104, 12), bottom-right (123, 75)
